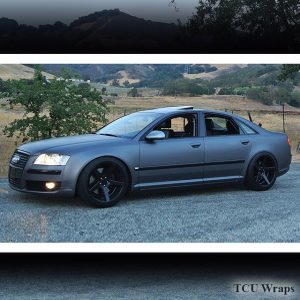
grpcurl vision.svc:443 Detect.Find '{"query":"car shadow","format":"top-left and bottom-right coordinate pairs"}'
top-left (20, 193), bottom-right (87, 208)
top-left (124, 183), bottom-right (247, 204)
top-left (2, 186), bottom-right (86, 208)
top-left (4, 179), bottom-right (285, 209)
top-left (8, 182), bottom-right (246, 209)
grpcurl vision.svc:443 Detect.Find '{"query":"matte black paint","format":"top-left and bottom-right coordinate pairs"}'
top-left (137, 160), bottom-right (245, 171)
top-left (8, 107), bottom-right (291, 198)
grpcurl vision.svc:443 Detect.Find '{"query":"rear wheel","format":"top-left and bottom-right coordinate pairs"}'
top-left (78, 157), bottom-right (129, 208)
top-left (246, 154), bottom-right (277, 191)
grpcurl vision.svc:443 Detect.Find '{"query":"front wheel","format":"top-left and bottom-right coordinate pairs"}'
top-left (78, 157), bottom-right (129, 208)
top-left (246, 154), bottom-right (277, 191)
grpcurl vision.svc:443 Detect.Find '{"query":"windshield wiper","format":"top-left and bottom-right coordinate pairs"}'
top-left (98, 133), bottom-right (120, 138)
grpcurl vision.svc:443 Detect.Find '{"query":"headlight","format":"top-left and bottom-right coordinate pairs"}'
top-left (34, 154), bottom-right (70, 166)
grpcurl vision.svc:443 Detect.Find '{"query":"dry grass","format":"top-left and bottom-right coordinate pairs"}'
top-left (0, 64), bottom-right (54, 80)
top-left (183, 64), bottom-right (247, 80)
top-left (104, 70), bottom-right (143, 87)
top-left (236, 111), bottom-right (300, 161)
top-left (1, 95), bottom-right (300, 176)
top-left (110, 95), bottom-right (300, 112)
top-left (0, 108), bottom-right (23, 176)
top-left (110, 70), bottom-right (141, 86)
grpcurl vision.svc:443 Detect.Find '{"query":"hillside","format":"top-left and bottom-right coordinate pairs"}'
top-left (41, 64), bottom-right (185, 86)
top-left (41, 64), bottom-right (220, 86)
top-left (5, 64), bottom-right (300, 108)
top-left (183, 64), bottom-right (248, 80)
top-left (0, 9), bottom-right (179, 53)
top-left (39, 64), bottom-right (300, 107)
top-left (41, 64), bottom-right (286, 87)
top-left (0, 64), bottom-right (54, 81)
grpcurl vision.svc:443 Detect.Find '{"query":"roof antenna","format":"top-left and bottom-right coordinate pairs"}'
top-left (247, 112), bottom-right (253, 122)
top-left (248, 111), bottom-right (262, 127)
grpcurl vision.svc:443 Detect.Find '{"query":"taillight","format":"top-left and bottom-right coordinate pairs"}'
top-left (287, 136), bottom-right (291, 146)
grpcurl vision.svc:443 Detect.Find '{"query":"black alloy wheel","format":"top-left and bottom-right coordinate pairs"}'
top-left (78, 157), bottom-right (129, 207)
top-left (246, 154), bottom-right (277, 191)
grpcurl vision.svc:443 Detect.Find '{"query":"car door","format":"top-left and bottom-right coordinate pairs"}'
top-left (203, 113), bottom-right (252, 182)
top-left (137, 113), bottom-right (205, 188)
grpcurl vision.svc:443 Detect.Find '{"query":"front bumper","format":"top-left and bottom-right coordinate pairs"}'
top-left (8, 151), bottom-right (74, 197)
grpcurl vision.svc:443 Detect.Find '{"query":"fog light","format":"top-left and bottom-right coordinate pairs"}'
top-left (45, 182), bottom-right (56, 190)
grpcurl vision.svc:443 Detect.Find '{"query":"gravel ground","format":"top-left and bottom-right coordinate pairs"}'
top-left (0, 164), bottom-right (299, 243)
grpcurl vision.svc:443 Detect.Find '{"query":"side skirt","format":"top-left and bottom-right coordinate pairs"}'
top-left (132, 176), bottom-right (244, 191)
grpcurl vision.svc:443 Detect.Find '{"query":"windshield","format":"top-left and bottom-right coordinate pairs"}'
top-left (97, 112), bottom-right (162, 138)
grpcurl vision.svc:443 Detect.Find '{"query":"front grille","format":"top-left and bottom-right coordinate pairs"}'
top-left (9, 176), bottom-right (22, 189)
top-left (9, 150), bottom-right (30, 189)
top-left (10, 150), bottom-right (30, 169)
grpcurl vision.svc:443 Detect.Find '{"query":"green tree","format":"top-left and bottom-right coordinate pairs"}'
top-left (127, 87), bottom-right (140, 97)
top-left (185, 0), bottom-right (299, 35)
top-left (0, 79), bottom-right (6, 92)
top-left (162, 78), bottom-right (215, 96)
top-left (218, 87), bottom-right (234, 95)
top-left (111, 79), bottom-right (120, 87)
top-left (273, 87), bottom-right (291, 104)
top-left (123, 80), bottom-right (130, 87)
top-left (290, 91), bottom-right (300, 107)
top-left (183, 0), bottom-right (299, 51)
top-left (246, 86), bottom-right (272, 105)
top-left (278, 65), bottom-right (300, 81)
top-left (3, 70), bottom-right (110, 141)
top-left (101, 86), bottom-right (107, 95)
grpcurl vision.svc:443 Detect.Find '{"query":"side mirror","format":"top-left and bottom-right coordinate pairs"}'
top-left (145, 130), bottom-right (166, 141)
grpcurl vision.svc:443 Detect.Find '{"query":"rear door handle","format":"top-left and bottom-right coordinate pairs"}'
top-left (241, 140), bottom-right (250, 145)
top-left (190, 143), bottom-right (201, 148)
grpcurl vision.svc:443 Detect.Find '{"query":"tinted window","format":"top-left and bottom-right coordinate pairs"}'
top-left (205, 115), bottom-right (240, 136)
top-left (237, 120), bottom-right (257, 134)
top-left (155, 114), bottom-right (197, 138)
top-left (97, 112), bottom-right (162, 138)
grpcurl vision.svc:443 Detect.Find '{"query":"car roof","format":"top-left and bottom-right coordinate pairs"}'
top-left (138, 106), bottom-right (266, 134)
top-left (142, 106), bottom-right (194, 113)
top-left (142, 106), bottom-right (236, 117)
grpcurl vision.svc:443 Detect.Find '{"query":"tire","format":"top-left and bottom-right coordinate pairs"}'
top-left (77, 157), bottom-right (129, 208)
top-left (245, 154), bottom-right (277, 191)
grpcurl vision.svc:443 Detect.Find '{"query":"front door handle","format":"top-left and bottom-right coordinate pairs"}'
top-left (190, 143), bottom-right (201, 148)
top-left (241, 140), bottom-right (250, 145)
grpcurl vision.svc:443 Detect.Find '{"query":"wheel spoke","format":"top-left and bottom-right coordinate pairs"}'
top-left (261, 173), bottom-right (270, 185)
top-left (92, 169), bottom-right (102, 179)
top-left (109, 179), bottom-right (124, 186)
top-left (262, 157), bottom-right (268, 165)
top-left (99, 185), bottom-right (110, 202)
top-left (89, 180), bottom-right (100, 192)
top-left (102, 164), bottom-right (115, 177)
top-left (265, 166), bottom-right (275, 171)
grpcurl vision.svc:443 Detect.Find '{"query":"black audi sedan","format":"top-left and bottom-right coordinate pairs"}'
top-left (9, 106), bottom-right (291, 207)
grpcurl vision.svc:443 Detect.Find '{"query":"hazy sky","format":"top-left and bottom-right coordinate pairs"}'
top-left (0, 0), bottom-right (198, 26)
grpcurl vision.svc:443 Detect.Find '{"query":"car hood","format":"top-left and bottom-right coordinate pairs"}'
top-left (18, 134), bottom-right (122, 155)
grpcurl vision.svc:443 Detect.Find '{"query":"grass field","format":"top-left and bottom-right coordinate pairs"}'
top-left (0, 64), bottom-right (54, 81)
top-left (1, 95), bottom-right (299, 176)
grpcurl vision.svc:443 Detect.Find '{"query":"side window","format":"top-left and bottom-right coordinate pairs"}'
top-left (155, 114), bottom-right (197, 138)
top-left (205, 115), bottom-right (240, 136)
top-left (236, 120), bottom-right (257, 134)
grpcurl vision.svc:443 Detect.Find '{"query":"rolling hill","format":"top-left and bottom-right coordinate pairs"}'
top-left (3, 63), bottom-right (300, 108)
top-left (41, 64), bottom-right (239, 85)
top-left (0, 64), bottom-right (54, 80)
top-left (0, 9), bottom-right (179, 53)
